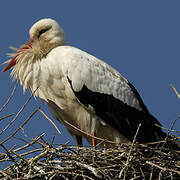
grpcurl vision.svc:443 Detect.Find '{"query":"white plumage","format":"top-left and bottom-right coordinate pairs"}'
top-left (3, 18), bottom-right (168, 147)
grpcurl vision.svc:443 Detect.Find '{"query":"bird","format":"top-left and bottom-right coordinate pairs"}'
top-left (2, 18), bottom-right (175, 148)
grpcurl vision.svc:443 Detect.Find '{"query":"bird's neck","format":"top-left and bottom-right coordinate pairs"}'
top-left (11, 52), bottom-right (41, 94)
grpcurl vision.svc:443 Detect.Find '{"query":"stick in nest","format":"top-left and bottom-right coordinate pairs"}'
top-left (0, 90), bottom-right (34, 136)
top-left (0, 107), bottom-right (39, 145)
top-left (38, 108), bottom-right (61, 135)
top-left (119, 123), bottom-right (141, 179)
top-left (0, 81), bottom-right (18, 113)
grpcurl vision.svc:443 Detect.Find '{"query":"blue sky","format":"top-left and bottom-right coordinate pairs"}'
top-left (0, 0), bottom-right (180, 168)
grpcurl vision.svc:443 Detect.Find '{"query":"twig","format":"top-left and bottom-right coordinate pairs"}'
top-left (155, 124), bottom-right (180, 133)
top-left (0, 107), bottom-right (40, 145)
top-left (38, 108), bottom-right (61, 135)
top-left (0, 113), bottom-right (15, 121)
top-left (75, 161), bottom-right (102, 179)
top-left (12, 136), bottom-right (38, 150)
top-left (10, 150), bottom-right (28, 163)
top-left (162, 113), bottom-right (180, 149)
top-left (0, 144), bottom-right (17, 164)
top-left (170, 84), bottom-right (180, 99)
top-left (0, 170), bottom-right (13, 180)
top-left (167, 115), bottom-right (180, 136)
top-left (0, 148), bottom-right (43, 162)
top-left (18, 148), bottom-right (43, 157)
top-left (119, 123), bottom-right (141, 179)
top-left (169, 84), bottom-right (180, 132)
top-left (160, 84), bottom-right (180, 149)
top-left (0, 81), bottom-right (18, 112)
top-left (63, 119), bottom-right (116, 144)
top-left (13, 133), bottom-right (45, 152)
top-left (146, 161), bottom-right (180, 175)
top-left (0, 91), bottom-right (34, 136)
top-left (30, 150), bottom-right (48, 163)
top-left (126, 124), bottom-right (141, 165)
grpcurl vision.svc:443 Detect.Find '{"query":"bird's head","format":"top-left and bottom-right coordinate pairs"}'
top-left (2, 18), bottom-right (66, 72)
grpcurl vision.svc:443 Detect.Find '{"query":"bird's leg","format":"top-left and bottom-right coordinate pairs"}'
top-left (75, 135), bottom-right (83, 147)
top-left (92, 131), bottom-right (96, 148)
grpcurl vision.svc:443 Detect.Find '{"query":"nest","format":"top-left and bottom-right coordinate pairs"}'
top-left (0, 84), bottom-right (180, 179)
top-left (0, 136), bottom-right (180, 180)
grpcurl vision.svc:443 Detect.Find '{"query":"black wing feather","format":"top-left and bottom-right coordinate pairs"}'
top-left (67, 76), bottom-right (166, 143)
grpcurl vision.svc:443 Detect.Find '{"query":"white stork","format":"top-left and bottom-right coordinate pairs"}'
top-left (2, 18), bottom-right (170, 147)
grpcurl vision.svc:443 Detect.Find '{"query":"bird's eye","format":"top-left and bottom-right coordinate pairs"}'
top-left (38, 28), bottom-right (50, 38)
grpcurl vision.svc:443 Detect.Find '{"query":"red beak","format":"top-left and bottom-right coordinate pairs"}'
top-left (2, 55), bottom-right (17, 72)
top-left (2, 38), bottom-right (33, 72)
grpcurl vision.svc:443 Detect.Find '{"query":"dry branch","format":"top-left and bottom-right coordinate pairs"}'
top-left (0, 91), bottom-right (34, 136)
top-left (0, 107), bottom-right (39, 145)
top-left (0, 81), bottom-right (18, 113)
